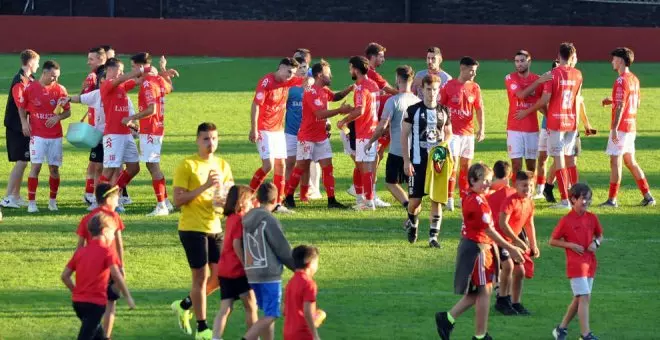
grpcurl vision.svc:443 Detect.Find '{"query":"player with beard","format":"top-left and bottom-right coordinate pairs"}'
top-left (284, 59), bottom-right (352, 209)
top-left (412, 47), bottom-right (452, 98)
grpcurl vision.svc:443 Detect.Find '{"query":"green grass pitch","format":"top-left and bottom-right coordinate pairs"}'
top-left (0, 54), bottom-right (659, 339)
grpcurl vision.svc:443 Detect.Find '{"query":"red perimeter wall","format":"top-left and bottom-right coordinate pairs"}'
top-left (2, 16), bottom-right (660, 61)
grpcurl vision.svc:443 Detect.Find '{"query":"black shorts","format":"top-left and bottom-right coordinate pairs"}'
top-left (499, 231), bottom-right (528, 263)
top-left (178, 231), bottom-right (223, 269)
top-left (107, 279), bottom-right (120, 301)
top-left (219, 276), bottom-right (252, 301)
top-left (6, 128), bottom-right (30, 162)
top-left (89, 142), bottom-right (103, 163)
top-left (407, 160), bottom-right (427, 199)
top-left (385, 154), bottom-right (408, 185)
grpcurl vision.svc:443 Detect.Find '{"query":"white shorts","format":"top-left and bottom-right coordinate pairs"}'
top-left (355, 138), bottom-right (376, 162)
top-left (139, 134), bottom-right (163, 163)
top-left (548, 130), bottom-right (577, 157)
top-left (296, 139), bottom-right (333, 162)
top-left (257, 130), bottom-right (287, 160)
top-left (606, 131), bottom-right (636, 156)
top-left (507, 130), bottom-right (538, 160)
top-left (570, 277), bottom-right (594, 296)
top-left (30, 136), bottom-right (63, 166)
top-left (285, 133), bottom-right (298, 158)
top-left (538, 129), bottom-right (550, 152)
top-left (103, 134), bottom-right (139, 168)
top-left (449, 134), bottom-right (475, 159)
top-left (339, 130), bottom-right (355, 156)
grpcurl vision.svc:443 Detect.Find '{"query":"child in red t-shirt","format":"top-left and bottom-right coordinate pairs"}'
top-left (283, 245), bottom-right (326, 340)
top-left (495, 171), bottom-right (539, 316)
top-left (550, 183), bottom-right (603, 340)
top-left (61, 212), bottom-right (135, 340)
top-left (213, 185), bottom-right (258, 340)
top-left (435, 163), bottom-right (525, 340)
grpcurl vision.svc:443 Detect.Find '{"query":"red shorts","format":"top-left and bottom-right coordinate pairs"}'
top-left (471, 248), bottom-right (496, 286)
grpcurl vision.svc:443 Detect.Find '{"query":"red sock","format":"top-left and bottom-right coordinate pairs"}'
top-left (608, 183), bottom-right (620, 200)
top-left (286, 167), bottom-right (304, 196)
top-left (49, 176), bottom-right (60, 199)
top-left (250, 168), bottom-right (268, 191)
top-left (458, 169), bottom-right (469, 199)
top-left (161, 178), bottom-right (168, 199)
top-left (556, 169), bottom-right (569, 200)
top-left (322, 165), bottom-right (335, 198)
top-left (362, 171), bottom-right (374, 200)
top-left (273, 174), bottom-right (285, 204)
top-left (567, 166), bottom-right (578, 186)
top-left (152, 179), bottom-right (166, 202)
top-left (28, 177), bottom-right (38, 201)
top-left (353, 168), bottom-right (363, 195)
top-left (115, 170), bottom-right (134, 189)
top-left (85, 178), bottom-right (94, 194)
top-left (448, 170), bottom-right (456, 198)
top-left (300, 185), bottom-right (310, 202)
top-left (99, 175), bottom-right (110, 185)
top-left (636, 177), bottom-right (650, 196)
top-left (536, 175), bottom-right (546, 186)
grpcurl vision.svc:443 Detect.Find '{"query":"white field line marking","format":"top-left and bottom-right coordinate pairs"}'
top-left (0, 58), bottom-right (234, 82)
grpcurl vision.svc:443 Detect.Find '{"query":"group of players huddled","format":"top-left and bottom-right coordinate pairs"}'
top-left (1, 40), bottom-right (655, 340)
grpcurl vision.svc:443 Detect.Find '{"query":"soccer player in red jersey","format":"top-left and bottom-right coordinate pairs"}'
top-left (363, 43), bottom-right (397, 207)
top-left (494, 171), bottom-right (539, 316)
top-left (248, 58), bottom-right (305, 213)
top-left (338, 56), bottom-right (381, 210)
top-left (435, 163), bottom-right (524, 340)
top-left (600, 47), bottom-right (655, 207)
top-left (81, 47), bottom-right (107, 206)
top-left (505, 50), bottom-right (549, 183)
top-left (97, 58), bottom-right (143, 210)
top-left (518, 43), bottom-right (582, 209)
top-left (2, 49), bottom-right (39, 211)
top-left (75, 184), bottom-right (126, 340)
top-left (441, 57), bottom-right (485, 210)
top-left (550, 183), bottom-right (603, 340)
top-left (62, 212), bottom-right (136, 340)
top-left (122, 52), bottom-right (179, 216)
top-left (283, 59), bottom-right (352, 209)
top-left (17, 60), bottom-right (71, 213)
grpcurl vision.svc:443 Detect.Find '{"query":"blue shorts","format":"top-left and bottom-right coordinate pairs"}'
top-left (250, 282), bottom-right (282, 318)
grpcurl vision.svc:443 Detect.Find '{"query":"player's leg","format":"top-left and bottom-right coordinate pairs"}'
top-left (307, 161), bottom-right (322, 199)
top-left (212, 297), bottom-right (234, 340)
top-left (245, 283), bottom-right (280, 340)
top-left (549, 131), bottom-right (570, 208)
top-left (284, 133), bottom-right (297, 182)
top-left (356, 139), bottom-right (377, 209)
top-left (146, 161), bottom-right (169, 216)
top-left (447, 135), bottom-right (461, 210)
top-left (624, 151), bottom-right (655, 205)
top-left (511, 263), bottom-right (529, 314)
top-left (495, 255), bottom-right (516, 315)
top-left (26, 137), bottom-right (46, 212)
top-left (102, 300), bottom-right (116, 339)
top-left (317, 154), bottom-right (345, 208)
top-left (3, 129), bottom-right (30, 207)
top-left (601, 154), bottom-right (623, 207)
top-left (428, 200), bottom-right (443, 247)
top-left (577, 294), bottom-right (592, 338)
top-left (84, 161), bottom-right (96, 204)
top-left (6, 161), bottom-right (28, 203)
top-left (372, 142), bottom-right (391, 207)
top-left (246, 318), bottom-right (275, 340)
top-left (524, 132), bottom-right (539, 174)
top-left (534, 130), bottom-right (549, 198)
top-left (507, 131), bottom-right (524, 184)
top-left (45, 138), bottom-right (63, 211)
top-left (241, 289), bottom-right (259, 330)
top-left (474, 283), bottom-right (492, 338)
top-left (385, 154), bottom-right (409, 207)
top-left (405, 194), bottom-right (422, 243)
top-left (250, 131), bottom-right (274, 191)
top-left (284, 141), bottom-right (312, 208)
top-left (458, 157), bottom-right (472, 199)
top-left (564, 132), bottom-right (579, 186)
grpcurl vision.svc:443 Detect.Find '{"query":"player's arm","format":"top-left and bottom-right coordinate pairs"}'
top-left (312, 91), bottom-right (352, 120)
top-left (110, 264), bottom-right (136, 309)
top-left (15, 84), bottom-right (31, 137)
top-left (549, 221), bottom-right (584, 254)
top-left (476, 106), bottom-right (485, 142)
top-left (233, 238), bottom-right (245, 266)
top-left (128, 104), bottom-right (155, 122)
top-left (173, 184), bottom-right (212, 208)
top-left (304, 301), bottom-right (321, 339)
top-left (115, 229), bottom-right (124, 266)
top-left (249, 101), bottom-right (259, 143)
top-left (108, 68), bottom-right (143, 89)
top-left (61, 267), bottom-right (75, 292)
top-left (172, 163), bottom-right (220, 208)
top-left (411, 74), bottom-right (422, 97)
top-left (401, 118), bottom-right (414, 177)
top-left (367, 117), bottom-right (390, 148)
top-left (265, 217), bottom-right (295, 271)
top-left (158, 55), bottom-right (178, 87)
top-left (382, 83), bottom-right (398, 95)
top-left (524, 217), bottom-right (539, 258)
top-left (516, 73), bottom-right (552, 99)
top-left (337, 95), bottom-right (364, 129)
top-left (332, 84), bottom-right (354, 101)
top-left (442, 110), bottom-right (453, 142)
top-left (519, 92), bottom-right (551, 118)
top-left (75, 236), bottom-right (85, 251)
top-left (499, 212), bottom-right (528, 251)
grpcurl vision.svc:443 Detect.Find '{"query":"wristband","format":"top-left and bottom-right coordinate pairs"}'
top-left (593, 239), bottom-right (601, 248)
